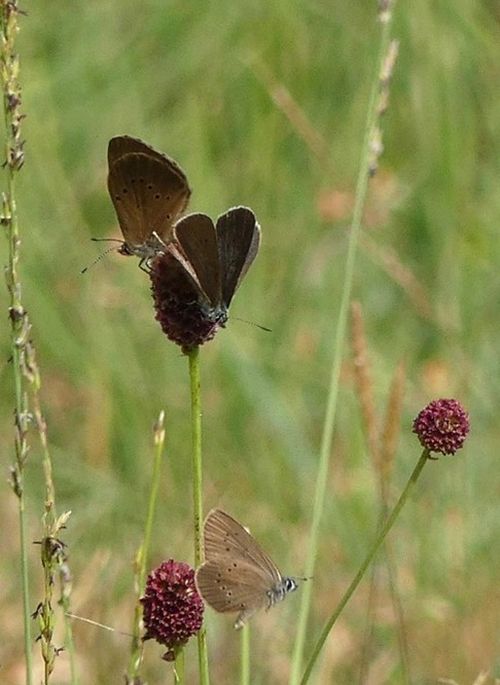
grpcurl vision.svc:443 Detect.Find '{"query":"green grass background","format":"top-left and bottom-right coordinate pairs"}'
top-left (1, 1), bottom-right (499, 683)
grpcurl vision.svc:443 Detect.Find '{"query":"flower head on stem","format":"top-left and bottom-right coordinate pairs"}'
top-left (300, 399), bottom-right (470, 684)
top-left (149, 206), bottom-right (260, 353)
top-left (141, 559), bottom-right (204, 662)
top-left (413, 398), bottom-right (470, 457)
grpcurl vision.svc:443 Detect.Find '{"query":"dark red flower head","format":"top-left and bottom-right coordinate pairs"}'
top-left (150, 250), bottom-right (227, 353)
top-left (413, 398), bottom-right (470, 456)
top-left (150, 207), bottom-right (261, 353)
top-left (141, 559), bottom-right (204, 661)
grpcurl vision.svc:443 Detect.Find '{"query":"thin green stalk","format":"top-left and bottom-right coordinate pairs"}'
top-left (127, 411), bottom-right (166, 680)
top-left (187, 347), bottom-right (210, 685)
top-left (289, 7), bottom-right (396, 683)
top-left (188, 348), bottom-right (203, 568)
top-left (240, 624), bottom-right (250, 685)
top-left (0, 3), bottom-right (32, 683)
top-left (300, 449), bottom-right (429, 685)
top-left (174, 648), bottom-right (185, 685)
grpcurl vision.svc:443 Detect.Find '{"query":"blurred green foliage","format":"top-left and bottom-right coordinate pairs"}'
top-left (1, 1), bottom-right (499, 683)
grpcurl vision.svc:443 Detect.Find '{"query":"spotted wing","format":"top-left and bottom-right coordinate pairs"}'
top-left (215, 207), bottom-right (260, 306)
top-left (203, 509), bottom-right (282, 586)
top-left (107, 135), bottom-right (191, 248)
top-left (195, 558), bottom-right (272, 617)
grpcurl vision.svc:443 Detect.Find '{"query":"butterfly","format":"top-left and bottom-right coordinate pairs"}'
top-left (195, 509), bottom-right (299, 629)
top-left (150, 207), bottom-right (260, 349)
top-left (107, 135), bottom-right (191, 267)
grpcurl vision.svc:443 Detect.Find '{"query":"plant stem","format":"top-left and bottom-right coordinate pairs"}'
top-left (240, 624), bottom-right (250, 685)
top-left (188, 348), bottom-right (203, 568)
top-left (127, 411), bottom-right (166, 680)
top-left (0, 3), bottom-right (32, 683)
top-left (289, 7), bottom-right (396, 684)
top-left (188, 347), bottom-right (210, 685)
top-left (174, 648), bottom-right (185, 685)
top-left (300, 449), bottom-right (429, 685)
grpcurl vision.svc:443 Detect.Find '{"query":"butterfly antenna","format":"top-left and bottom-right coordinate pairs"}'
top-left (81, 243), bottom-right (121, 274)
top-left (232, 316), bottom-right (272, 333)
top-left (65, 612), bottom-right (133, 637)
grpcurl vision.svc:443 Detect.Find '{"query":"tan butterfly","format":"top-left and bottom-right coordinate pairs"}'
top-left (107, 135), bottom-right (191, 267)
top-left (195, 509), bottom-right (300, 629)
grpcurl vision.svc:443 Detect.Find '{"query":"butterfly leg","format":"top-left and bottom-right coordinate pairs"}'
top-left (138, 257), bottom-right (152, 274)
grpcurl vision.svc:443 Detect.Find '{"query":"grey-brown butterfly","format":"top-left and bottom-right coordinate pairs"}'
top-left (107, 135), bottom-right (191, 267)
top-left (195, 509), bottom-right (299, 629)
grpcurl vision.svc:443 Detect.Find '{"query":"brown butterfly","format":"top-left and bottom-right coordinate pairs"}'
top-left (107, 135), bottom-right (191, 268)
top-left (195, 509), bottom-right (299, 629)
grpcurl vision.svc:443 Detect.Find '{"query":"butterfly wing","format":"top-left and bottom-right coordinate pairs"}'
top-left (107, 136), bottom-right (191, 248)
top-left (215, 207), bottom-right (260, 306)
top-left (195, 558), bottom-right (273, 626)
top-left (173, 214), bottom-right (221, 306)
top-left (203, 509), bottom-right (282, 586)
top-left (108, 135), bottom-right (188, 178)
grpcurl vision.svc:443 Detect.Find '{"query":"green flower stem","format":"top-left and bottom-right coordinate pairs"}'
top-left (300, 449), bottom-right (429, 685)
top-left (240, 624), bottom-right (250, 685)
top-left (187, 347), bottom-right (210, 685)
top-left (174, 647), bottom-right (185, 684)
top-left (127, 411), bottom-right (166, 680)
top-left (188, 348), bottom-right (203, 568)
top-left (289, 8), bottom-right (395, 684)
